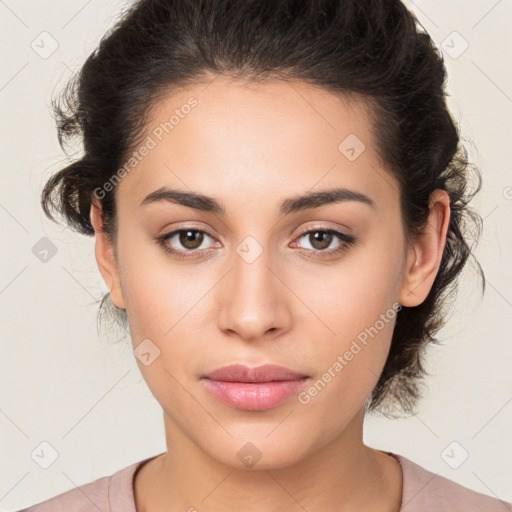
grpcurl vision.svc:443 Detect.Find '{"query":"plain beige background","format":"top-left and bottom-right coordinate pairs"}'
top-left (1, 0), bottom-right (511, 510)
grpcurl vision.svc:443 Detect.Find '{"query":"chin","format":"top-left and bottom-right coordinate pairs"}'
top-left (204, 436), bottom-right (315, 472)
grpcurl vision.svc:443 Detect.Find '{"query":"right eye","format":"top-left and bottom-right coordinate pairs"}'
top-left (155, 228), bottom-right (219, 258)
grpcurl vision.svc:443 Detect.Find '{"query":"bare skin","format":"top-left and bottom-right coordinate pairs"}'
top-left (90, 75), bottom-right (450, 511)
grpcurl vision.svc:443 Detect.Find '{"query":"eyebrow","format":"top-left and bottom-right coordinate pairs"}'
top-left (140, 186), bottom-right (375, 216)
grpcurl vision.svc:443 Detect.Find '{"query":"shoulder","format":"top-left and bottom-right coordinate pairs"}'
top-left (17, 458), bottom-right (148, 512)
top-left (395, 453), bottom-right (512, 512)
top-left (17, 473), bottom-right (111, 512)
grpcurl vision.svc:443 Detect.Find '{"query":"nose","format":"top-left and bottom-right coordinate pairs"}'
top-left (216, 244), bottom-right (292, 342)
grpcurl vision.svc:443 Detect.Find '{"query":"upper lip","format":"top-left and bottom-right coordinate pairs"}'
top-left (202, 364), bottom-right (309, 383)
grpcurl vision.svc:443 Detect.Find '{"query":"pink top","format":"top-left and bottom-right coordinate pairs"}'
top-left (18, 452), bottom-right (512, 511)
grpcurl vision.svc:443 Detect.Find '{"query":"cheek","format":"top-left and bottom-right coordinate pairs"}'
top-left (291, 242), bottom-right (402, 406)
top-left (293, 234), bottom-right (401, 342)
top-left (117, 228), bottom-right (205, 334)
top-left (118, 252), bottom-right (204, 407)
top-left (295, 295), bottom-right (398, 421)
top-left (117, 237), bottom-right (216, 390)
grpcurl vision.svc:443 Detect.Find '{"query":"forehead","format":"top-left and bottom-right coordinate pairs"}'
top-left (116, 76), bottom-right (397, 214)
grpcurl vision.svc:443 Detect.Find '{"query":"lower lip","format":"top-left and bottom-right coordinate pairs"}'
top-left (202, 378), bottom-right (310, 411)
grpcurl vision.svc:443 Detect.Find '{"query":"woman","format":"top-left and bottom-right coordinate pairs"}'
top-left (20, 0), bottom-right (511, 510)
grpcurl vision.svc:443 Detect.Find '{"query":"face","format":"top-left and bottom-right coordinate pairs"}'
top-left (91, 75), bottom-right (446, 470)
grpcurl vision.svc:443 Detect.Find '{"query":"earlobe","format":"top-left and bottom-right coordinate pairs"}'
top-left (398, 189), bottom-right (451, 308)
top-left (90, 197), bottom-right (126, 310)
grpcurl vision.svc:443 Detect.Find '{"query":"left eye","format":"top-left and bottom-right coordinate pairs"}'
top-left (294, 228), bottom-right (356, 254)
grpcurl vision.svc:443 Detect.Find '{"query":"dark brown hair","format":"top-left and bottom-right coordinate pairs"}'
top-left (41, 0), bottom-right (485, 417)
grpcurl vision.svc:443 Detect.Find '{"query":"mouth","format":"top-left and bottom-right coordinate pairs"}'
top-left (201, 364), bottom-right (311, 411)
top-left (202, 363), bottom-right (309, 383)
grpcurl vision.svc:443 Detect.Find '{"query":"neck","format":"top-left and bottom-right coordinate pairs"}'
top-left (134, 407), bottom-right (402, 512)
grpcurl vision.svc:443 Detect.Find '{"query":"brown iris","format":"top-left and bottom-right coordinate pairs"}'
top-left (308, 231), bottom-right (333, 250)
top-left (179, 230), bottom-right (204, 249)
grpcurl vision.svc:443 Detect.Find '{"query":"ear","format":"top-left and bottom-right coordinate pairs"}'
top-left (398, 189), bottom-right (451, 307)
top-left (90, 197), bottom-right (126, 310)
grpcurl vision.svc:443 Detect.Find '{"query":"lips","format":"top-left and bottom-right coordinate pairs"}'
top-left (201, 364), bottom-right (311, 410)
top-left (202, 364), bottom-right (309, 383)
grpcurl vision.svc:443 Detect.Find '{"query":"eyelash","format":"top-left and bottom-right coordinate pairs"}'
top-left (154, 226), bottom-right (357, 260)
